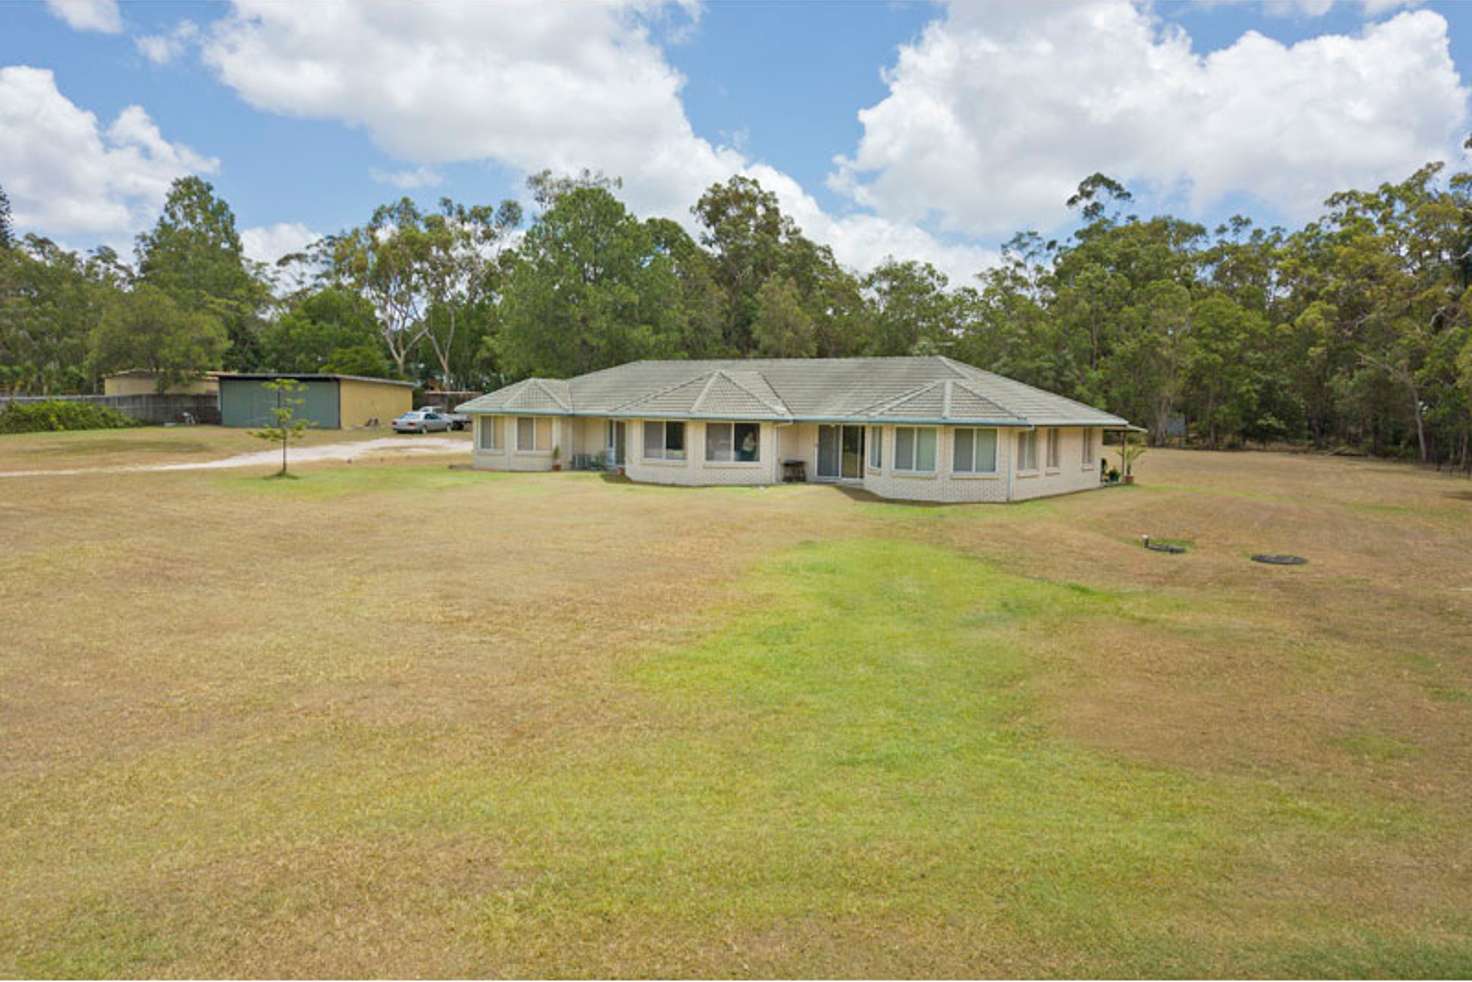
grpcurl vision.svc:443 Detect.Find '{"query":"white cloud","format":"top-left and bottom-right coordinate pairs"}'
top-left (1261, 0), bottom-right (1334, 16)
top-left (1361, 0), bottom-right (1422, 15)
top-left (44, 0), bottom-right (121, 33)
top-left (1222, 0), bottom-right (1419, 18)
top-left (200, 0), bottom-right (989, 280)
top-left (370, 166), bottom-right (444, 190)
top-left (135, 20), bottom-right (200, 66)
top-left (830, 3), bottom-right (1467, 237)
top-left (0, 66), bottom-right (218, 246)
top-left (240, 222), bottom-right (320, 265)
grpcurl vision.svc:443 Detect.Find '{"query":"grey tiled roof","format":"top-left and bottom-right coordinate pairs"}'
top-left (457, 357), bottom-right (1128, 427)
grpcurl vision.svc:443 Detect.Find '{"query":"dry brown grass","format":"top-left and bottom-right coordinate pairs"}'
top-left (1, 438), bottom-right (1469, 977)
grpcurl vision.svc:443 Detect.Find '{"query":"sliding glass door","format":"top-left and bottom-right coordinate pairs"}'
top-left (817, 425), bottom-right (865, 480)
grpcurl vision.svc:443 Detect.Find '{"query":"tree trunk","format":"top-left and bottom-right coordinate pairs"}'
top-left (1410, 385), bottom-right (1427, 463)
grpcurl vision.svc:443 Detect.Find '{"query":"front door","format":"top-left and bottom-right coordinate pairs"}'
top-left (606, 420), bottom-right (626, 465)
top-left (841, 425), bottom-right (864, 479)
top-left (817, 425), bottom-right (865, 481)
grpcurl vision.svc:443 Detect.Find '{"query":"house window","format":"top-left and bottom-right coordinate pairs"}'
top-left (1017, 430), bottom-right (1038, 471)
top-left (952, 427), bottom-right (998, 473)
top-left (705, 422), bottom-right (760, 462)
top-left (1081, 427), bottom-right (1095, 465)
top-left (894, 426), bottom-right (937, 473)
top-left (868, 426), bottom-right (883, 469)
top-left (1046, 428), bottom-right (1060, 469)
top-left (643, 420), bottom-right (686, 460)
top-left (517, 416), bottom-right (551, 451)
top-left (477, 416), bottom-right (502, 451)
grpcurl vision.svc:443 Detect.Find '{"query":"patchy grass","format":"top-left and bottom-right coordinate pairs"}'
top-left (0, 424), bottom-right (462, 473)
top-left (1, 437), bottom-right (1470, 976)
top-left (213, 463), bottom-right (503, 499)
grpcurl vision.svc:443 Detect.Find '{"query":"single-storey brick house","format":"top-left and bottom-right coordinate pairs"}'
top-left (456, 356), bottom-right (1130, 503)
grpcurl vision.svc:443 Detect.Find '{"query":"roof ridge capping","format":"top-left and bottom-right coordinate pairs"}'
top-left (706, 368), bottom-right (791, 416)
top-left (528, 377), bottom-right (571, 411)
top-left (958, 361), bottom-right (1126, 421)
top-left (852, 378), bottom-right (944, 418)
top-left (608, 368), bottom-right (711, 413)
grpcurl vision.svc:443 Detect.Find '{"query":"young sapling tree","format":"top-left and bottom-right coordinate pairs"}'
top-left (251, 378), bottom-right (311, 477)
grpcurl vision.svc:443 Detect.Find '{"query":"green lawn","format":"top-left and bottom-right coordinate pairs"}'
top-left (1, 441), bottom-right (1469, 976)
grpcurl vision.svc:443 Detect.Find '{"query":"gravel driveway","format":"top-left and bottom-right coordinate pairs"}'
top-left (0, 437), bottom-right (466, 479)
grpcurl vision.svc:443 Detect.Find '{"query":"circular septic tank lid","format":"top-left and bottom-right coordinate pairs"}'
top-left (1251, 553), bottom-right (1307, 565)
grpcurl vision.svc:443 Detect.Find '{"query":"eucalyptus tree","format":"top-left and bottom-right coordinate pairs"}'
top-left (420, 197), bottom-right (521, 388)
top-left (327, 197), bottom-right (432, 378)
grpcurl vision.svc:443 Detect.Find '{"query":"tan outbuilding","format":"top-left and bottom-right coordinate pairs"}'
top-left (217, 373), bottom-right (414, 429)
top-left (102, 370), bottom-right (222, 397)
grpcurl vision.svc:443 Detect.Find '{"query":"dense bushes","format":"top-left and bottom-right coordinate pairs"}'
top-left (0, 400), bottom-right (141, 434)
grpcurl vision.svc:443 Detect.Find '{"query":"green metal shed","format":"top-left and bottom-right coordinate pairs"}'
top-left (217, 375), bottom-right (343, 429)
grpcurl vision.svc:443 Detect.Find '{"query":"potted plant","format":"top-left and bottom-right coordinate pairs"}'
top-left (551, 444), bottom-right (562, 471)
top-left (1117, 434), bottom-right (1146, 485)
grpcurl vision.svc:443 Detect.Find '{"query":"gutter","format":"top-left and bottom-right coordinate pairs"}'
top-left (455, 406), bottom-right (1131, 429)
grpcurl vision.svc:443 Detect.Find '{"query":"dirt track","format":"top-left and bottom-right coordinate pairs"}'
top-left (0, 436), bottom-right (466, 478)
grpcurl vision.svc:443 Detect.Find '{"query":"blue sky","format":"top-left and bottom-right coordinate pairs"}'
top-left (3, 0), bottom-right (1470, 280)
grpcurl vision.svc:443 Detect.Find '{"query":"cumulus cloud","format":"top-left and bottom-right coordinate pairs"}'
top-left (1218, 0), bottom-right (1418, 19)
top-left (1361, 0), bottom-right (1422, 15)
top-left (830, 3), bottom-right (1467, 237)
top-left (44, 0), bottom-right (121, 33)
top-left (0, 66), bottom-right (218, 245)
top-left (135, 20), bottom-right (200, 65)
top-left (370, 166), bottom-right (444, 189)
top-left (240, 221), bottom-right (320, 265)
top-left (199, 0), bottom-right (987, 279)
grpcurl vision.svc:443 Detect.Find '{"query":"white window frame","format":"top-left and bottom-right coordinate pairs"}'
top-left (1081, 427), bottom-right (1095, 469)
top-left (477, 416), bottom-right (502, 451)
top-left (867, 426), bottom-right (883, 470)
top-left (516, 416), bottom-right (551, 452)
top-left (704, 421), bottom-right (761, 463)
top-left (1017, 430), bottom-right (1038, 473)
top-left (642, 420), bottom-right (687, 461)
top-left (952, 427), bottom-right (998, 475)
top-left (893, 426), bottom-right (937, 474)
top-left (1045, 428), bottom-right (1060, 470)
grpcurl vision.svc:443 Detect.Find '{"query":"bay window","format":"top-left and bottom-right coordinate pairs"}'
top-left (1017, 430), bottom-right (1038, 471)
top-left (952, 427), bottom-right (998, 474)
top-left (705, 422), bottom-right (760, 462)
top-left (516, 416), bottom-right (552, 451)
top-left (478, 416), bottom-right (502, 451)
top-left (643, 420), bottom-right (686, 460)
top-left (894, 426), bottom-right (937, 473)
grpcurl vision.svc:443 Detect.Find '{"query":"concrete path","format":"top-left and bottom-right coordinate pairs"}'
top-left (0, 437), bottom-right (467, 479)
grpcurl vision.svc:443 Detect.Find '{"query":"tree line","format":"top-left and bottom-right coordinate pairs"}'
top-left (3, 159), bottom-right (1472, 467)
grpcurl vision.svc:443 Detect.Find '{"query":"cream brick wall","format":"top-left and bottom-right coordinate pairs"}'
top-left (624, 419), bottom-right (781, 486)
top-left (858, 425), bottom-right (1101, 503)
top-left (1008, 426), bottom-right (1103, 501)
top-left (858, 424), bottom-right (1011, 503)
top-left (470, 414), bottom-right (1105, 502)
top-left (778, 423), bottom-right (820, 479)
